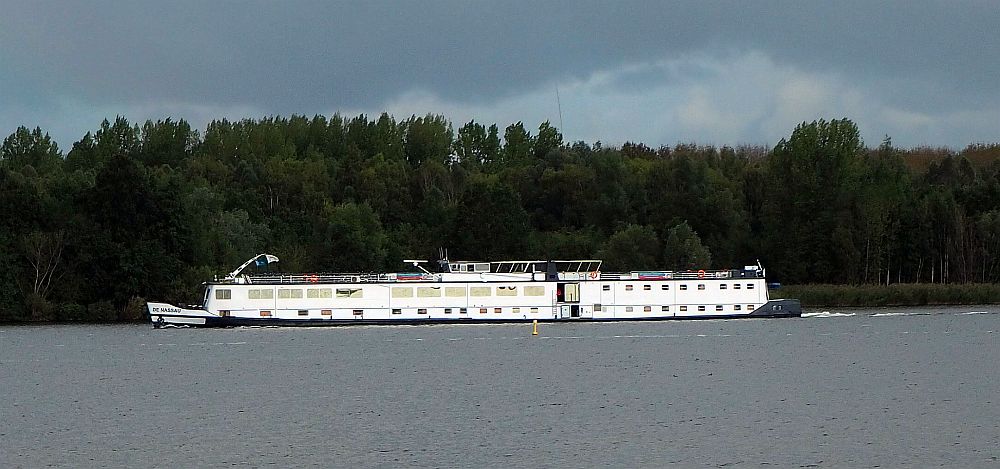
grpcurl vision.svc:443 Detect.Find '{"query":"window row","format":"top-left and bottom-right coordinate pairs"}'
top-left (605, 283), bottom-right (757, 291)
top-left (217, 288), bottom-right (363, 300)
top-left (390, 285), bottom-right (545, 298)
top-left (597, 304), bottom-right (757, 312)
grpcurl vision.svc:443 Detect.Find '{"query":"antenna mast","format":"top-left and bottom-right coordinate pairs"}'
top-left (556, 85), bottom-right (564, 133)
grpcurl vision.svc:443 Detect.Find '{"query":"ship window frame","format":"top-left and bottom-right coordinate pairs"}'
top-left (716, 305), bottom-right (724, 312)
top-left (470, 287), bottom-right (491, 297)
top-left (460, 308), bottom-right (468, 314)
top-left (219, 310), bottom-right (231, 317)
top-left (260, 310), bottom-right (272, 317)
top-left (747, 283), bottom-right (755, 289)
top-left (720, 284), bottom-right (727, 290)
top-left (417, 308), bottom-right (428, 315)
top-left (698, 305), bottom-right (706, 312)
top-left (697, 284), bottom-right (706, 290)
top-left (297, 309), bottom-right (309, 316)
top-left (308, 288), bottom-right (333, 298)
top-left (734, 284), bottom-right (741, 290)
top-left (417, 287), bottom-right (442, 298)
top-left (352, 309), bottom-right (363, 316)
top-left (494, 307), bottom-right (502, 314)
top-left (625, 285), bottom-right (634, 291)
top-left (479, 308), bottom-right (488, 314)
top-left (392, 308), bottom-right (402, 315)
top-left (524, 286), bottom-right (545, 296)
top-left (626, 306), bottom-right (634, 312)
top-left (279, 288), bottom-right (303, 299)
top-left (679, 306), bottom-right (687, 312)
top-left (445, 287), bottom-right (466, 297)
top-left (321, 309), bottom-right (332, 316)
top-left (602, 285), bottom-right (610, 291)
top-left (747, 304), bottom-right (754, 310)
top-left (215, 289), bottom-right (231, 300)
top-left (444, 308), bottom-right (452, 314)
top-left (643, 306), bottom-right (652, 312)
top-left (643, 285), bottom-right (652, 291)
top-left (661, 305), bottom-right (669, 312)
top-left (338, 288), bottom-right (363, 299)
top-left (661, 285), bottom-right (669, 291)
top-left (512, 307), bottom-right (520, 314)
top-left (734, 305), bottom-right (742, 311)
top-left (679, 285), bottom-right (688, 291)
top-left (594, 304), bottom-right (602, 312)
top-left (496, 286), bottom-right (517, 297)
top-left (391, 287), bottom-right (414, 298)
top-left (530, 307), bottom-right (539, 314)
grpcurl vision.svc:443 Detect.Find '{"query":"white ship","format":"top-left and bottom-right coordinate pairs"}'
top-left (147, 254), bottom-right (801, 328)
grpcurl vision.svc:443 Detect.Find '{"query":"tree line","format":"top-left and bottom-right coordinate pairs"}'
top-left (2, 114), bottom-right (999, 321)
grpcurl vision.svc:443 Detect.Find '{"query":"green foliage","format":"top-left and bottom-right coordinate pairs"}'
top-left (3, 114), bottom-right (1000, 323)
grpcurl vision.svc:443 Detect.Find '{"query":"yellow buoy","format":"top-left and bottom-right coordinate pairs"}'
top-left (532, 319), bottom-right (538, 336)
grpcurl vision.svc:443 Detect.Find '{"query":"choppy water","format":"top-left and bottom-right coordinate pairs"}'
top-left (1, 306), bottom-right (997, 468)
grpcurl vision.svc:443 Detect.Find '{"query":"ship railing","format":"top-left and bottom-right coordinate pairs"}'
top-left (237, 272), bottom-right (407, 284)
top-left (598, 270), bottom-right (736, 281)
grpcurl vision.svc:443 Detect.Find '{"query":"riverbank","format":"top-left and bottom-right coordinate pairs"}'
top-left (776, 283), bottom-right (1000, 308)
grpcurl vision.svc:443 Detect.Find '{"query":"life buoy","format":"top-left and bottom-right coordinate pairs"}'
top-left (308, 274), bottom-right (319, 283)
top-left (697, 270), bottom-right (705, 279)
top-left (589, 271), bottom-right (599, 279)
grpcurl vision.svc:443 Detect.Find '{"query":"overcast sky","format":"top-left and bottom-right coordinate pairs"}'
top-left (2, 0), bottom-right (998, 151)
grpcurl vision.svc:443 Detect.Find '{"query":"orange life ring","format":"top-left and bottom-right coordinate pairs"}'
top-left (697, 270), bottom-right (705, 279)
top-left (308, 274), bottom-right (319, 283)
top-left (589, 271), bottom-right (599, 279)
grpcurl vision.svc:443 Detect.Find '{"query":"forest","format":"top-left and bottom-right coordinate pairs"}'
top-left (2, 114), bottom-right (1000, 322)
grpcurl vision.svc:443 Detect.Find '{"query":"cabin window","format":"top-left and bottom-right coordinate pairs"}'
top-left (417, 287), bottom-right (441, 297)
top-left (524, 286), bottom-right (545, 296)
top-left (249, 289), bottom-right (274, 300)
top-left (643, 285), bottom-right (651, 291)
top-left (734, 305), bottom-right (742, 311)
top-left (720, 284), bottom-right (727, 290)
top-left (307, 288), bottom-right (333, 298)
top-left (680, 306), bottom-right (687, 312)
top-left (459, 308), bottom-right (468, 314)
top-left (661, 306), bottom-right (669, 312)
top-left (530, 307), bottom-right (539, 313)
top-left (716, 305), bottom-right (724, 312)
top-left (747, 284), bottom-right (755, 289)
top-left (747, 305), bottom-right (755, 310)
top-left (512, 307), bottom-right (520, 314)
top-left (215, 289), bottom-right (231, 300)
top-left (479, 308), bottom-right (488, 314)
top-left (470, 287), bottom-right (491, 297)
top-left (680, 285), bottom-right (688, 291)
top-left (219, 310), bottom-right (231, 317)
top-left (602, 285), bottom-right (611, 291)
top-left (260, 310), bottom-right (272, 317)
top-left (697, 284), bottom-right (705, 290)
top-left (734, 284), bottom-right (741, 290)
top-left (698, 305), bottom-right (706, 312)
top-left (391, 287), bottom-right (414, 298)
top-left (496, 286), bottom-right (517, 296)
top-left (445, 287), bottom-right (466, 297)
top-left (494, 307), bottom-right (502, 314)
top-left (337, 288), bottom-right (363, 298)
top-left (321, 309), bottom-right (332, 316)
top-left (626, 306), bottom-right (633, 312)
top-left (445, 308), bottom-right (453, 314)
top-left (594, 304), bottom-right (602, 312)
top-left (418, 308), bottom-right (428, 315)
top-left (392, 308), bottom-right (402, 314)
top-left (625, 285), bottom-right (634, 291)
top-left (643, 306), bottom-right (652, 312)
top-left (297, 309), bottom-right (309, 316)
top-left (278, 288), bottom-right (303, 299)
top-left (352, 309), bottom-right (363, 316)
top-left (661, 285), bottom-right (669, 290)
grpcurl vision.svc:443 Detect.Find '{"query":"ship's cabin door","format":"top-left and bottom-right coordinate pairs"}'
top-left (557, 283), bottom-right (582, 319)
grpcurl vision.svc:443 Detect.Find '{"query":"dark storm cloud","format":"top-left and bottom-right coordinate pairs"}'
top-left (1, 0), bottom-right (998, 147)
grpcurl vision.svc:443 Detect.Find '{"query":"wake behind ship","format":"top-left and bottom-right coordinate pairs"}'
top-left (147, 254), bottom-right (801, 328)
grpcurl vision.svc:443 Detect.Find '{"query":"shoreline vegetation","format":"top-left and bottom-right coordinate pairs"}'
top-left (777, 283), bottom-right (1000, 308)
top-left (4, 115), bottom-right (1000, 323)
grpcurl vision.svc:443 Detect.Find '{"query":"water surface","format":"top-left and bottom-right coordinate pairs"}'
top-left (2, 306), bottom-right (997, 467)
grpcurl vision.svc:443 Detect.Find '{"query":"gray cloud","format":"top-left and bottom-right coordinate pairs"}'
top-left (2, 0), bottom-right (998, 149)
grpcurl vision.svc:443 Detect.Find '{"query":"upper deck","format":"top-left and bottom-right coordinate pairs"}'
top-left (211, 258), bottom-right (765, 285)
